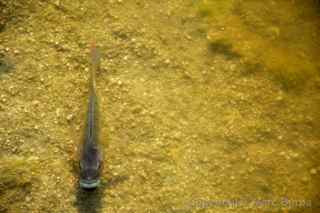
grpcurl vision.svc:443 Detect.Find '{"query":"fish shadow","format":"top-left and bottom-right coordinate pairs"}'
top-left (75, 186), bottom-right (103, 213)
top-left (74, 175), bottom-right (128, 213)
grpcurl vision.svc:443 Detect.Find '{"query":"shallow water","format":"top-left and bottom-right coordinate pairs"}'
top-left (0, 0), bottom-right (320, 212)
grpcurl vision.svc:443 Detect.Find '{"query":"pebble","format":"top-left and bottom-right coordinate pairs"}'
top-left (229, 64), bottom-right (236, 71)
top-left (32, 100), bottom-right (40, 106)
top-left (25, 196), bottom-right (31, 202)
top-left (276, 95), bottom-right (283, 101)
top-left (56, 108), bottom-right (61, 117)
top-left (164, 59), bottom-right (171, 65)
top-left (310, 168), bottom-right (317, 175)
top-left (291, 152), bottom-right (299, 159)
top-left (66, 114), bottom-right (74, 121)
top-left (267, 26), bottom-right (280, 38)
top-left (248, 167), bottom-right (255, 173)
top-left (302, 177), bottom-right (309, 183)
top-left (13, 49), bottom-right (20, 55)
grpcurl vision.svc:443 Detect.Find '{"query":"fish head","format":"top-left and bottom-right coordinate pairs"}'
top-left (79, 141), bottom-right (102, 189)
top-left (79, 158), bottom-right (101, 189)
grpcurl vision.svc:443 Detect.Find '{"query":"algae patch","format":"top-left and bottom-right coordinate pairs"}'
top-left (208, 39), bottom-right (241, 60)
top-left (196, 0), bottom-right (235, 21)
top-left (197, 0), bottom-right (320, 90)
top-left (0, 0), bottom-right (38, 31)
top-left (0, 157), bottom-right (34, 212)
top-left (0, 54), bottom-right (14, 75)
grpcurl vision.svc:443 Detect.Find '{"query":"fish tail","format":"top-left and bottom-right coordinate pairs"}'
top-left (89, 42), bottom-right (101, 93)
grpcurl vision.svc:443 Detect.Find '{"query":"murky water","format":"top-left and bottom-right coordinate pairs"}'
top-left (1, 0), bottom-right (320, 212)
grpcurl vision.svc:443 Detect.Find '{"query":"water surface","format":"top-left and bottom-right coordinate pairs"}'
top-left (0, 0), bottom-right (320, 212)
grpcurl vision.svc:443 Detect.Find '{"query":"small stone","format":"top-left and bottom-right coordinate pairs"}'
top-left (229, 64), bottom-right (236, 71)
top-left (54, 0), bottom-right (61, 6)
top-left (291, 153), bottom-right (299, 159)
top-left (25, 196), bottom-right (31, 202)
top-left (302, 177), bottom-right (309, 183)
top-left (66, 114), bottom-right (74, 121)
top-left (267, 26), bottom-right (280, 38)
top-left (310, 168), bottom-right (317, 175)
top-left (56, 108), bottom-right (61, 117)
top-left (276, 96), bottom-right (283, 101)
top-left (248, 167), bottom-right (255, 173)
top-left (32, 100), bottom-right (40, 106)
top-left (149, 111), bottom-right (155, 116)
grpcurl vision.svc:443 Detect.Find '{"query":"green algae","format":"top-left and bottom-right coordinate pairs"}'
top-left (208, 39), bottom-right (241, 60)
top-left (198, 0), bottom-right (320, 90)
top-left (0, 54), bottom-right (13, 75)
top-left (0, 157), bottom-right (34, 212)
top-left (0, 0), bottom-right (38, 32)
top-left (197, 0), bottom-right (235, 21)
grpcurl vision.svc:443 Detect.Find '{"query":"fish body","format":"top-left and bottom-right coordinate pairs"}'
top-left (79, 44), bottom-right (102, 189)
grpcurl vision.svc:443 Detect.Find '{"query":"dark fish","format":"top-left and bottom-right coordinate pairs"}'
top-left (79, 43), bottom-right (102, 189)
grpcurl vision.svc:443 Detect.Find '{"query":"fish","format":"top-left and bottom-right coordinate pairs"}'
top-left (79, 43), bottom-right (102, 189)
